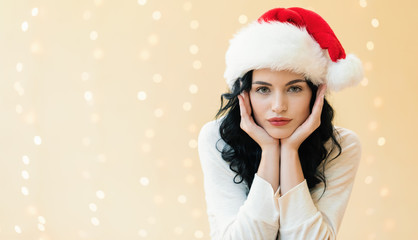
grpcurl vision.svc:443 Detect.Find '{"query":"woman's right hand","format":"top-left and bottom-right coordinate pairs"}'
top-left (238, 91), bottom-right (279, 150)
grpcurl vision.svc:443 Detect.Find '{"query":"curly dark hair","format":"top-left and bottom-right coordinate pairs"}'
top-left (215, 70), bottom-right (342, 198)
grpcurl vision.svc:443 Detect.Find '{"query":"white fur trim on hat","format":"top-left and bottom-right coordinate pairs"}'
top-left (326, 54), bottom-right (364, 91)
top-left (224, 20), bottom-right (364, 92)
top-left (224, 21), bottom-right (329, 90)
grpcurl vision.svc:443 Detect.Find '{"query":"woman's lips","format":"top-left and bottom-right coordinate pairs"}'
top-left (268, 120), bottom-right (291, 126)
top-left (268, 118), bottom-right (292, 126)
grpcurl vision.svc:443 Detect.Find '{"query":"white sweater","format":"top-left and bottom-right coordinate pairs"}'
top-left (197, 118), bottom-right (362, 240)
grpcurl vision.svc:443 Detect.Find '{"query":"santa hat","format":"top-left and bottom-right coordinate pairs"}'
top-left (224, 7), bottom-right (363, 92)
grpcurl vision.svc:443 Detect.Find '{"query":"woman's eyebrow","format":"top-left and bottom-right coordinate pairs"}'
top-left (252, 79), bottom-right (306, 86)
top-left (285, 79), bottom-right (306, 86)
top-left (252, 81), bottom-right (272, 86)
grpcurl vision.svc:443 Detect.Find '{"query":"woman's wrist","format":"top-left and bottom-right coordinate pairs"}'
top-left (261, 143), bottom-right (280, 152)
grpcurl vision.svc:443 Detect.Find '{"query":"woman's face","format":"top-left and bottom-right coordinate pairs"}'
top-left (249, 69), bottom-right (313, 139)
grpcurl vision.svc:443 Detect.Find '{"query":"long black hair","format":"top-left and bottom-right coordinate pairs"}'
top-left (215, 70), bottom-right (342, 197)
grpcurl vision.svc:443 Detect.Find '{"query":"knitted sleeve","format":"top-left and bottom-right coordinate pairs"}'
top-left (198, 120), bottom-right (280, 240)
top-left (277, 127), bottom-right (362, 239)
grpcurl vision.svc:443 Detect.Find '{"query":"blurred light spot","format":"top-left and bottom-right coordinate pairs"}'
top-left (194, 230), bottom-right (204, 239)
top-left (193, 60), bottom-right (202, 69)
top-left (154, 108), bottom-right (164, 118)
top-left (360, 77), bottom-right (368, 86)
top-left (366, 41), bottom-right (374, 51)
top-left (90, 31), bottom-right (98, 40)
top-left (32, 8), bottom-right (39, 17)
top-left (238, 15), bottom-right (248, 24)
top-left (371, 18), bottom-right (379, 28)
top-left (94, 0), bottom-right (103, 6)
top-left (377, 137), bottom-right (385, 146)
top-left (178, 195), bottom-right (187, 204)
top-left (25, 112), bottom-right (36, 125)
top-left (154, 195), bottom-right (164, 205)
top-left (145, 129), bottom-right (155, 138)
top-left (156, 159), bottom-right (165, 168)
top-left (174, 227), bottom-right (184, 235)
top-left (30, 42), bottom-right (42, 54)
top-left (91, 217), bottom-right (100, 226)
top-left (189, 44), bottom-right (199, 54)
top-left (34, 136), bottom-right (42, 145)
top-left (89, 203), bottom-right (97, 212)
top-left (38, 223), bottom-right (45, 231)
top-left (190, 20), bottom-right (199, 29)
top-left (152, 11), bottom-right (161, 20)
top-left (83, 11), bottom-right (92, 20)
top-left (384, 218), bottom-right (396, 231)
top-left (192, 208), bottom-right (202, 218)
top-left (141, 143), bottom-right (151, 152)
top-left (97, 154), bottom-right (107, 163)
top-left (359, 0), bottom-right (367, 7)
top-left (189, 84), bottom-right (198, 94)
top-left (138, 229), bottom-right (148, 237)
top-left (14, 82), bottom-right (25, 96)
top-left (188, 139), bottom-right (197, 148)
top-left (148, 34), bottom-right (159, 45)
top-left (153, 73), bottom-right (162, 83)
top-left (96, 190), bottom-right (105, 199)
top-left (16, 104), bottom-right (23, 114)
top-left (188, 124), bottom-right (197, 133)
top-left (140, 177), bottom-right (150, 186)
top-left (138, 0), bottom-right (147, 5)
top-left (364, 61), bottom-right (373, 71)
top-left (82, 171), bottom-right (91, 179)
top-left (90, 113), bottom-right (100, 123)
top-left (22, 155), bottom-right (30, 165)
top-left (94, 48), bottom-right (104, 59)
top-left (373, 97), bottom-right (382, 107)
top-left (84, 91), bottom-right (93, 102)
top-left (27, 206), bottom-right (38, 215)
top-left (366, 155), bottom-right (375, 165)
top-left (21, 170), bottom-right (29, 180)
top-left (186, 175), bottom-right (195, 184)
top-left (78, 230), bottom-right (88, 238)
top-left (137, 91), bottom-right (147, 101)
top-left (365, 176), bottom-right (373, 184)
top-left (380, 187), bottom-right (389, 197)
top-left (140, 49), bottom-right (150, 60)
top-left (38, 216), bottom-right (46, 224)
top-left (183, 1), bottom-right (192, 11)
top-left (147, 216), bottom-right (156, 224)
top-left (16, 62), bottom-right (23, 72)
top-left (368, 233), bottom-right (376, 240)
top-left (21, 186), bottom-right (29, 196)
top-left (183, 102), bottom-right (192, 111)
top-left (366, 207), bottom-right (375, 216)
top-left (81, 72), bottom-right (90, 81)
top-left (183, 158), bottom-right (193, 168)
top-left (21, 21), bottom-right (29, 32)
top-left (368, 121), bottom-right (378, 131)
top-left (15, 225), bottom-right (22, 234)
top-left (82, 137), bottom-right (91, 147)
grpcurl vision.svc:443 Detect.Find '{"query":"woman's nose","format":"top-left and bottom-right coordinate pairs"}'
top-left (272, 94), bottom-right (287, 113)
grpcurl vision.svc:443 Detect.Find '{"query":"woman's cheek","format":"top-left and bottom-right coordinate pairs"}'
top-left (249, 96), bottom-right (266, 124)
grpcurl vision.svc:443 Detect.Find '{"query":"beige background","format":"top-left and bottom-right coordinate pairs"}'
top-left (0, 0), bottom-right (417, 239)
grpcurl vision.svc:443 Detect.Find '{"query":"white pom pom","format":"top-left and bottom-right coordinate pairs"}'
top-left (326, 54), bottom-right (364, 91)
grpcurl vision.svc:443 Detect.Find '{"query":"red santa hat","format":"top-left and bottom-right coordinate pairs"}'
top-left (224, 7), bottom-right (364, 92)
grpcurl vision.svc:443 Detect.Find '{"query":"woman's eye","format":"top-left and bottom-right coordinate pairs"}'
top-left (288, 86), bottom-right (302, 93)
top-left (256, 87), bottom-right (270, 94)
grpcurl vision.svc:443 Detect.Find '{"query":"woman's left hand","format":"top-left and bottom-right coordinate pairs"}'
top-left (280, 84), bottom-right (327, 151)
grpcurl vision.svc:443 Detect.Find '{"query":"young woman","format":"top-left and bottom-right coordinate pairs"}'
top-left (198, 7), bottom-right (364, 240)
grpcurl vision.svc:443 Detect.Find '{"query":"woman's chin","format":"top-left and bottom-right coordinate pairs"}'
top-left (266, 129), bottom-right (293, 139)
